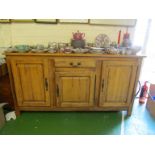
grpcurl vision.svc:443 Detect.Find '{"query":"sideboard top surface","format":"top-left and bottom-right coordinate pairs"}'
top-left (5, 52), bottom-right (146, 59)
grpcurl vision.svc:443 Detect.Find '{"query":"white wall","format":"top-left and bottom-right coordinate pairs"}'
top-left (0, 24), bottom-right (12, 47)
top-left (0, 22), bottom-right (135, 47)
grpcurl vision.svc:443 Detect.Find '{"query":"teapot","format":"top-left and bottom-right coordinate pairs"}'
top-left (72, 30), bottom-right (85, 40)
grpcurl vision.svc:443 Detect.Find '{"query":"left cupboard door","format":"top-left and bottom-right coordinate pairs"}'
top-left (10, 59), bottom-right (51, 107)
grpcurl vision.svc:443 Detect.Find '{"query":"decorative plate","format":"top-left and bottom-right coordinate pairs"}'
top-left (95, 34), bottom-right (111, 48)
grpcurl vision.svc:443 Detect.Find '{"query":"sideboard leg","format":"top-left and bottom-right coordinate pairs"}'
top-left (15, 107), bottom-right (21, 116)
top-left (127, 109), bottom-right (132, 116)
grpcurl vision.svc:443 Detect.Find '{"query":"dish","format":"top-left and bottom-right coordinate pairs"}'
top-left (29, 48), bottom-right (49, 53)
top-left (90, 47), bottom-right (104, 50)
top-left (95, 34), bottom-right (111, 48)
top-left (72, 48), bottom-right (89, 53)
top-left (14, 45), bottom-right (31, 52)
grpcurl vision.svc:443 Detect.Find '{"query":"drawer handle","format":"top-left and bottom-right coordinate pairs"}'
top-left (101, 79), bottom-right (104, 92)
top-left (77, 62), bottom-right (81, 66)
top-left (45, 78), bottom-right (48, 91)
top-left (56, 84), bottom-right (59, 96)
top-left (69, 62), bottom-right (73, 66)
top-left (69, 62), bottom-right (79, 67)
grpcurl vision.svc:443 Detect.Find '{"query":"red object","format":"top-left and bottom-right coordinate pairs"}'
top-left (72, 30), bottom-right (85, 40)
top-left (139, 81), bottom-right (149, 104)
top-left (117, 30), bottom-right (121, 46)
top-left (123, 28), bottom-right (130, 40)
top-left (123, 33), bottom-right (130, 40)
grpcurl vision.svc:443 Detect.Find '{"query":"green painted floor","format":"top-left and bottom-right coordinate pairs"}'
top-left (0, 111), bottom-right (122, 135)
top-left (0, 99), bottom-right (155, 135)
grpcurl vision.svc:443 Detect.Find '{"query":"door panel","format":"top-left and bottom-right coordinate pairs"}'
top-left (11, 59), bottom-right (50, 107)
top-left (56, 71), bottom-right (95, 107)
top-left (100, 61), bottom-right (137, 107)
top-left (106, 66), bottom-right (131, 102)
top-left (18, 64), bottom-right (45, 101)
top-left (61, 77), bottom-right (90, 102)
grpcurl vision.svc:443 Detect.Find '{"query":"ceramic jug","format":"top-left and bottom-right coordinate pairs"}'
top-left (72, 30), bottom-right (85, 40)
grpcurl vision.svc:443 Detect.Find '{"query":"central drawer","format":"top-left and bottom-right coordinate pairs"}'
top-left (54, 59), bottom-right (96, 68)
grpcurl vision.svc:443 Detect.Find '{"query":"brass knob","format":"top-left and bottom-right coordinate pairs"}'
top-left (77, 62), bottom-right (81, 66)
top-left (70, 62), bottom-right (73, 66)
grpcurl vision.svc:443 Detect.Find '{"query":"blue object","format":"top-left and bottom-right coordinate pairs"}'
top-left (153, 96), bottom-right (155, 101)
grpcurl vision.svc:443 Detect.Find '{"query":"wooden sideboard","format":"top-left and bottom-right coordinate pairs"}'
top-left (6, 53), bottom-right (144, 116)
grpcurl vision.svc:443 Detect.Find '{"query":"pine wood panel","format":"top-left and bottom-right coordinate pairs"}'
top-left (56, 71), bottom-right (95, 107)
top-left (106, 66), bottom-right (131, 102)
top-left (127, 58), bottom-right (142, 115)
top-left (18, 64), bottom-right (45, 100)
top-left (10, 59), bottom-right (50, 107)
top-left (100, 61), bottom-right (138, 107)
top-left (62, 77), bottom-right (89, 102)
top-left (55, 58), bottom-right (96, 68)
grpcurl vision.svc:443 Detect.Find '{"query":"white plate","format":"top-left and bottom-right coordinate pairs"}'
top-left (95, 34), bottom-right (110, 48)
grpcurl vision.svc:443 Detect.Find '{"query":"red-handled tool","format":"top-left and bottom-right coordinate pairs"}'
top-left (117, 30), bottom-right (121, 47)
top-left (139, 81), bottom-right (149, 104)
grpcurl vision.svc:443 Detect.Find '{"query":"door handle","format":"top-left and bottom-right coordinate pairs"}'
top-left (45, 78), bottom-right (48, 91)
top-left (69, 62), bottom-right (73, 66)
top-left (70, 62), bottom-right (81, 67)
top-left (70, 62), bottom-right (77, 67)
top-left (56, 84), bottom-right (59, 96)
top-left (94, 75), bottom-right (96, 103)
top-left (77, 62), bottom-right (81, 66)
top-left (101, 79), bottom-right (104, 92)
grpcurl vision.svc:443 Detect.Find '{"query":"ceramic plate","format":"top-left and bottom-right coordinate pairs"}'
top-left (95, 34), bottom-right (110, 48)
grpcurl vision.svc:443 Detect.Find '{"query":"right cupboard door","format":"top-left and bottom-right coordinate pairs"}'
top-left (99, 61), bottom-right (138, 108)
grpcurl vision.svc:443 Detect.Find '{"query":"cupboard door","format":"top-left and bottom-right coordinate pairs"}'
top-left (55, 71), bottom-right (96, 107)
top-left (99, 61), bottom-right (137, 107)
top-left (11, 59), bottom-right (50, 107)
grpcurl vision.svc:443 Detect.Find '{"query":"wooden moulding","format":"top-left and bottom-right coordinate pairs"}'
top-left (11, 19), bottom-right (34, 23)
top-left (18, 106), bottom-right (128, 111)
top-left (0, 19), bottom-right (11, 23)
top-left (34, 19), bottom-right (58, 24)
top-left (58, 19), bottom-right (89, 24)
top-left (89, 19), bottom-right (137, 27)
top-left (5, 52), bottom-right (146, 58)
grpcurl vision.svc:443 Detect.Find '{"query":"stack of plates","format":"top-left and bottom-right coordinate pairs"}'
top-left (72, 48), bottom-right (89, 53)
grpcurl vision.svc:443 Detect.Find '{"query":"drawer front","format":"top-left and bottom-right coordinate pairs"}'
top-left (55, 59), bottom-right (96, 68)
